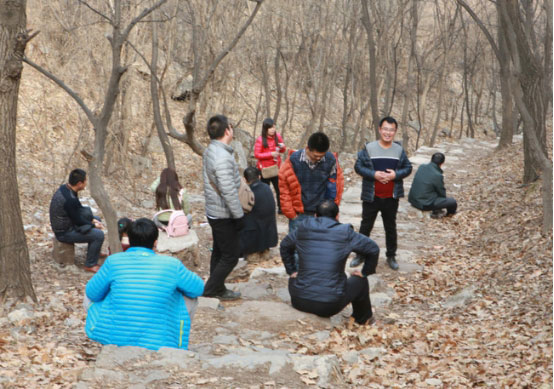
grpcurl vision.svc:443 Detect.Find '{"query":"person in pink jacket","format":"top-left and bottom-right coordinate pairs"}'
top-left (254, 118), bottom-right (286, 213)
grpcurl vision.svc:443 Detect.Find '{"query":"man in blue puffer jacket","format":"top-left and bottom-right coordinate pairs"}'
top-left (280, 200), bottom-right (380, 324)
top-left (85, 218), bottom-right (204, 350)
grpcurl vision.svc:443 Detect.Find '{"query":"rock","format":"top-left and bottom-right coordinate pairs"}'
top-left (198, 297), bottom-right (221, 310)
top-left (342, 350), bottom-right (359, 364)
top-left (275, 288), bottom-right (291, 303)
top-left (309, 331), bottom-right (330, 342)
top-left (80, 368), bottom-right (127, 382)
top-left (398, 261), bottom-right (424, 273)
top-left (442, 286), bottom-right (476, 308)
top-left (154, 348), bottom-right (196, 369)
top-left (425, 378), bottom-right (443, 386)
top-left (8, 308), bottom-right (34, 325)
top-left (33, 211), bottom-right (43, 222)
top-left (156, 230), bottom-right (199, 253)
top-left (368, 275), bottom-right (387, 293)
top-left (233, 281), bottom-right (272, 300)
top-left (64, 317), bottom-right (81, 327)
top-left (371, 292), bottom-right (392, 307)
top-left (213, 335), bottom-right (239, 345)
top-left (203, 347), bottom-right (290, 375)
top-left (141, 200), bottom-right (155, 209)
top-left (227, 301), bottom-right (328, 326)
top-left (360, 347), bottom-right (385, 360)
top-left (249, 267), bottom-right (287, 280)
top-left (291, 354), bottom-right (343, 388)
top-left (95, 345), bottom-right (151, 369)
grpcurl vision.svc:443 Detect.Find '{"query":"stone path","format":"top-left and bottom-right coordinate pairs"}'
top-left (75, 137), bottom-right (498, 388)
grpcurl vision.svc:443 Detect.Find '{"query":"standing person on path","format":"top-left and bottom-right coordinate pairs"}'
top-left (351, 117), bottom-right (412, 271)
top-left (408, 152), bottom-right (457, 218)
top-left (254, 118), bottom-right (286, 213)
top-left (49, 169), bottom-right (105, 273)
top-left (202, 114), bottom-right (244, 301)
top-left (280, 200), bottom-right (379, 324)
top-left (279, 132), bottom-right (344, 236)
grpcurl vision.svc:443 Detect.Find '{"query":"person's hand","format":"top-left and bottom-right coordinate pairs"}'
top-left (93, 220), bottom-right (103, 229)
top-left (384, 169), bottom-right (396, 181)
top-left (351, 270), bottom-right (364, 278)
top-left (374, 171), bottom-right (389, 184)
top-left (271, 151), bottom-right (279, 159)
top-left (290, 272), bottom-right (298, 278)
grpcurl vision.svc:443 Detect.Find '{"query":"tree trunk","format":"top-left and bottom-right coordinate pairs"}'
top-left (0, 0), bottom-right (36, 301)
top-left (360, 0), bottom-right (380, 139)
top-left (497, 5), bottom-right (514, 149)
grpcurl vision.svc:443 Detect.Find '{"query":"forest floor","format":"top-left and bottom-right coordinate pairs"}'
top-left (0, 135), bottom-right (552, 388)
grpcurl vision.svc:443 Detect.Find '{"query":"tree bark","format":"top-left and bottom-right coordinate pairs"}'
top-left (360, 0), bottom-right (380, 139)
top-left (0, 0), bottom-right (36, 301)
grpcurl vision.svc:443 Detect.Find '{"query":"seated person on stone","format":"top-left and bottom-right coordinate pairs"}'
top-left (49, 168), bottom-right (105, 273)
top-left (280, 200), bottom-right (380, 325)
top-left (408, 152), bottom-right (457, 219)
top-left (240, 167), bottom-right (278, 261)
top-left (85, 218), bottom-right (204, 351)
top-left (151, 167), bottom-right (192, 227)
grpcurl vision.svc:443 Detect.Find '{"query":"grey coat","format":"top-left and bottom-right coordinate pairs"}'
top-left (203, 140), bottom-right (244, 219)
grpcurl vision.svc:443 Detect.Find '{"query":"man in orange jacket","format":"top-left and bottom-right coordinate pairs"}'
top-left (278, 132), bottom-right (344, 238)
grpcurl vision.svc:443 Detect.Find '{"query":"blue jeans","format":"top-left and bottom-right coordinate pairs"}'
top-left (57, 228), bottom-right (104, 267)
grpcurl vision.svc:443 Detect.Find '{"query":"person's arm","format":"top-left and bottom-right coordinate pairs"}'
top-left (85, 260), bottom-right (112, 302)
top-left (64, 196), bottom-right (94, 227)
top-left (348, 228), bottom-right (380, 277)
top-left (278, 159), bottom-right (297, 220)
top-left (280, 230), bottom-right (298, 275)
top-left (213, 159), bottom-right (244, 219)
top-left (393, 149), bottom-right (413, 180)
top-left (277, 133), bottom-right (287, 154)
top-left (435, 173), bottom-right (447, 198)
top-left (254, 137), bottom-right (274, 161)
top-left (354, 148), bottom-right (376, 180)
top-left (176, 262), bottom-right (204, 298)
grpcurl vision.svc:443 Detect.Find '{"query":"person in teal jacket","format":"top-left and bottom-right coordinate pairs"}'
top-left (408, 153), bottom-right (457, 218)
top-left (85, 218), bottom-right (204, 350)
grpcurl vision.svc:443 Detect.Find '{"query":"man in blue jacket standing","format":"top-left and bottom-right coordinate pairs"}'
top-left (351, 117), bottom-right (412, 271)
top-left (408, 152), bottom-right (457, 218)
top-left (85, 218), bottom-right (204, 350)
top-left (280, 200), bottom-right (379, 325)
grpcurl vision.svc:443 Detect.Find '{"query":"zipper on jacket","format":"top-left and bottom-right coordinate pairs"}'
top-left (179, 320), bottom-right (184, 348)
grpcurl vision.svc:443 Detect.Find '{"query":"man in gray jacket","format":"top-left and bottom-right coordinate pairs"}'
top-left (202, 114), bottom-right (244, 300)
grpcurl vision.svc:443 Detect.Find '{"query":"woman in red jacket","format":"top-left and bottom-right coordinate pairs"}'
top-left (254, 118), bottom-right (286, 213)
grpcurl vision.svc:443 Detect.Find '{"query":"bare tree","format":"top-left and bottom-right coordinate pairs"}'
top-left (0, 0), bottom-right (37, 301)
top-left (24, 0), bottom-right (168, 253)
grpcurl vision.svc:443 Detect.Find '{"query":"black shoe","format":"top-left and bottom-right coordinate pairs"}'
top-left (386, 256), bottom-right (399, 270)
top-left (430, 210), bottom-right (445, 219)
top-left (218, 289), bottom-right (241, 301)
top-left (349, 256), bottom-right (364, 268)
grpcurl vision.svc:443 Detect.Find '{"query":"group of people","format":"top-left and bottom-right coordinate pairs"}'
top-left (49, 113), bottom-right (457, 351)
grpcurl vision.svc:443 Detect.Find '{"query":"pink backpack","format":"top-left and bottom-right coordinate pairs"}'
top-left (154, 210), bottom-right (189, 237)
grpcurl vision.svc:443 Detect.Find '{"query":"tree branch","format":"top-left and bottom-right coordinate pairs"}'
top-left (456, 0), bottom-right (501, 61)
top-left (122, 0), bottom-right (169, 41)
top-left (77, 0), bottom-right (112, 23)
top-left (22, 57), bottom-right (96, 125)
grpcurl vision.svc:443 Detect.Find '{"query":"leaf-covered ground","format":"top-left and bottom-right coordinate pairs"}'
top-left (0, 136), bottom-right (551, 388)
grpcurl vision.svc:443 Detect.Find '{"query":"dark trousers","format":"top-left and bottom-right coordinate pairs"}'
top-left (289, 276), bottom-right (372, 324)
top-left (204, 218), bottom-right (240, 297)
top-left (261, 176), bottom-right (281, 211)
top-left (360, 197), bottom-right (398, 258)
top-left (427, 197), bottom-right (457, 215)
top-left (57, 228), bottom-right (104, 267)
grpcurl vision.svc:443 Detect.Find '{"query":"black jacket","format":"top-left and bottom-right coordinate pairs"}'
top-left (240, 181), bottom-right (278, 255)
top-left (408, 162), bottom-right (447, 210)
top-left (280, 216), bottom-right (379, 303)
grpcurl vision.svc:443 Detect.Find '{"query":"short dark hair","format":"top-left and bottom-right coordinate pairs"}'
top-left (207, 114), bottom-right (229, 140)
top-left (431, 152), bottom-right (445, 165)
top-left (68, 169), bottom-right (87, 186)
top-left (128, 218), bottom-right (159, 249)
top-left (316, 199), bottom-right (339, 219)
top-left (307, 132), bottom-right (330, 152)
top-left (243, 166), bottom-right (260, 183)
top-left (379, 116), bottom-right (398, 129)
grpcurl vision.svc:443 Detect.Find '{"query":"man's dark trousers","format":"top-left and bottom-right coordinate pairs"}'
top-left (57, 228), bottom-right (104, 267)
top-left (427, 197), bottom-right (457, 215)
top-left (360, 197), bottom-right (398, 258)
top-left (204, 218), bottom-right (240, 297)
top-left (289, 276), bottom-right (372, 324)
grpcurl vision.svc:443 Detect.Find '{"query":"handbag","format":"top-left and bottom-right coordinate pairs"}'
top-left (261, 164), bottom-right (279, 179)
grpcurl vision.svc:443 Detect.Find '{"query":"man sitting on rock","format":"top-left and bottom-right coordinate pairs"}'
top-left (85, 218), bottom-right (204, 350)
top-left (49, 168), bottom-right (105, 272)
top-left (240, 167), bottom-right (278, 261)
top-left (408, 152), bottom-right (457, 219)
top-left (280, 200), bottom-right (379, 325)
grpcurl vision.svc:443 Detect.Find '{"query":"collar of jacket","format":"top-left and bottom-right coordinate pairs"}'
top-left (125, 247), bottom-right (155, 255)
top-left (430, 162), bottom-right (443, 173)
top-left (211, 139), bottom-right (234, 154)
